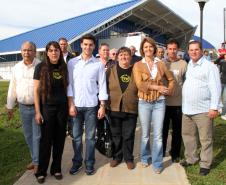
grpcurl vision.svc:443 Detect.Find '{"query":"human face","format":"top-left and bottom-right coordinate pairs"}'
top-left (167, 43), bottom-right (178, 60)
top-left (81, 39), bottom-right (95, 57)
top-left (47, 45), bottom-right (61, 64)
top-left (109, 49), bottom-right (117, 61)
top-left (188, 43), bottom-right (203, 63)
top-left (143, 42), bottom-right (155, 58)
top-left (156, 48), bottom-right (164, 59)
top-left (21, 43), bottom-right (36, 63)
top-left (59, 39), bottom-right (68, 53)
top-left (99, 45), bottom-right (109, 60)
top-left (117, 51), bottom-right (131, 68)
top-left (129, 46), bottom-right (136, 56)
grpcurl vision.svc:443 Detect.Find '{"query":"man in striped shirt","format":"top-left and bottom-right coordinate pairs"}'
top-left (180, 41), bottom-right (221, 176)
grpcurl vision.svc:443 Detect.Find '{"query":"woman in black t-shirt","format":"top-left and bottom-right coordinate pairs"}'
top-left (33, 41), bottom-right (68, 183)
top-left (106, 47), bottom-right (138, 170)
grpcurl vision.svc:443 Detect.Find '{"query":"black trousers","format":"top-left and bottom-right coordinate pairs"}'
top-left (162, 106), bottom-right (182, 159)
top-left (36, 103), bottom-right (68, 177)
top-left (110, 112), bottom-right (137, 162)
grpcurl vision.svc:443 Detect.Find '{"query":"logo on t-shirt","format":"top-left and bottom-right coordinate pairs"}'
top-left (52, 71), bottom-right (62, 80)
top-left (120, 74), bottom-right (130, 83)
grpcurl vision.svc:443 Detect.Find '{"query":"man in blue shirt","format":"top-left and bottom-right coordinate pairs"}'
top-left (67, 34), bottom-right (108, 175)
top-left (180, 41), bottom-right (221, 176)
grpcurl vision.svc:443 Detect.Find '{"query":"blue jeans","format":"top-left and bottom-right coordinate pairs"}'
top-left (72, 106), bottom-right (97, 167)
top-left (19, 103), bottom-right (41, 165)
top-left (222, 84), bottom-right (226, 114)
top-left (138, 99), bottom-right (165, 170)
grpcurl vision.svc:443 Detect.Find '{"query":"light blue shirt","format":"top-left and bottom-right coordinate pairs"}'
top-left (67, 55), bottom-right (108, 107)
top-left (182, 56), bottom-right (221, 115)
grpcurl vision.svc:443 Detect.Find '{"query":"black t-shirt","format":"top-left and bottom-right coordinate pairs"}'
top-left (117, 64), bottom-right (132, 93)
top-left (33, 62), bottom-right (67, 105)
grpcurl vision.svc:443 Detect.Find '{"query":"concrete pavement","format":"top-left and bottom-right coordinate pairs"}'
top-left (14, 125), bottom-right (190, 185)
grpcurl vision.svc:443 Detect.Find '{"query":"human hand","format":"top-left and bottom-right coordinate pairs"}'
top-left (7, 109), bottom-right (14, 120)
top-left (35, 112), bottom-right (44, 124)
top-left (97, 107), bottom-right (105, 119)
top-left (69, 105), bottom-right (77, 117)
top-left (208, 109), bottom-right (218, 119)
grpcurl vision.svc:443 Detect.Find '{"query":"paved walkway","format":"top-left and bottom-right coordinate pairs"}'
top-left (14, 125), bottom-right (190, 185)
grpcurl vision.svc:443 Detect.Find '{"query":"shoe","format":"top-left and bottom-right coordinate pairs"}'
top-left (85, 166), bottom-right (95, 175)
top-left (153, 168), bottom-right (162, 174)
top-left (221, 114), bottom-right (226, 120)
top-left (180, 160), bottom-right (193, 167)
top-left (110, 160), bottom-right (121, 167)
top-left (172, 157), bottom-right (180, 163)
top-left (33, 165), bottom-right (38, 174)
top-left (199, 168), bottom-right (210, 176)
top-left (126, 161), bottom-right (135, 170)
top-left (36, 176), bottom-right (45, 184)
top-left (52, 173), bottom-right (63, 180)
top-left (141, 163), bottom-right (149, 168)
top-left (26, 163), bottom-right (34, 170)
top-left (69, 164), bottom-right (82, 175)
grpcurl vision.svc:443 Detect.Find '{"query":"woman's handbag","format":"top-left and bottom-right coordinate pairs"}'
top-left (95, 114), bottom-right (113, 158)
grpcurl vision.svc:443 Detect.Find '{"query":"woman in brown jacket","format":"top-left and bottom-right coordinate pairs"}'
top-left (133, 37), bottom-right (175, 173)
top-left (107, 47), bottom-right (138, 170)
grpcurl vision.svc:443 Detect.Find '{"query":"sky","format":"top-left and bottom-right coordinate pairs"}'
top-left (0, 0), bottom-right (225, 48)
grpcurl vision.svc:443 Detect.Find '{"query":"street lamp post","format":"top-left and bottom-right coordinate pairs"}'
top-left (195, 0), bottom-right (209, 48)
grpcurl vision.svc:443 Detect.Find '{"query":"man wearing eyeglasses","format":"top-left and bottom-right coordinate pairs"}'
top-left (6, 41), bottom-right (41, 174)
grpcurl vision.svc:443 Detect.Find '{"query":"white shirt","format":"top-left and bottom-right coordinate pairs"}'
top-left (182, 56), bottom-right (221, 115)
top-left (6, 58), bottom-right (41, 109)
top-left (67, 55), bottom-right (108, 107)
top-left (141, 57), bottom-right (164, 100)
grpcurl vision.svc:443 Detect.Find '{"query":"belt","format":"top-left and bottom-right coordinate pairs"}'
top-left (20, 103), bottom-right (34, 107)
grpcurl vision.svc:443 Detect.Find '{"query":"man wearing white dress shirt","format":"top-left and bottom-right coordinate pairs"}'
top-left (67, 34), bottom-right (108, 176)
top-left (180, 41), bottom-right (221, 176)
top-left (6, 41), bottom-right (41, 173)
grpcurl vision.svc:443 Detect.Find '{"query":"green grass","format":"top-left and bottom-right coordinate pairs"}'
top-left (0, 81), bottom-right (226, 185)
top-left (0, 81), bottom-right (30, 185)
top-left (185, 117), bottom-right (226, 185)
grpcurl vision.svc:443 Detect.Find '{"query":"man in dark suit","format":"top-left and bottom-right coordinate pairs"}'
top-left (58, 37), bottom-right (74, 63)
top-left (58, 37), bottom-right (75, 138)
top-left (129, 45), bottom-right (142, 65)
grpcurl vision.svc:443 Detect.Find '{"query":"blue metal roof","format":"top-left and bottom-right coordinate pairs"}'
top-left (192, 35), bottom-right (215, 49)
top-left (0, 0), bottom-right (142, 54)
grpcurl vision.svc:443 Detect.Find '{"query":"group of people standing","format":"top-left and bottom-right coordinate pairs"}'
top-left (6, 33), bottom-right (221, 184)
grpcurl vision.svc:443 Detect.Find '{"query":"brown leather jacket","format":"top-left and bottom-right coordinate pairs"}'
top-left (106, 65), bottom-right (138, 114)
top-left (133, 60), bottom-right (175, 102)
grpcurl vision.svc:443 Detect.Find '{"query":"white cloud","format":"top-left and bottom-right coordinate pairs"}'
top-left (0, 0), bottom-right (225, 48)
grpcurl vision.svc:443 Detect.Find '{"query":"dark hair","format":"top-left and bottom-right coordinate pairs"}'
top-left (58, 37), bottom-right (68, 42)
top-left (80, 34), bottom-right (96, 45)
top-left (140, 37), bottom-right (157, 57)
top-left (166, 39), bottom-right (180, 48)
top-left (39, 41), bottom-right (68, 103)
top-left (116, 46), bottom-right (132, 58)
top-left (188, 40), bottom-right (202, 50)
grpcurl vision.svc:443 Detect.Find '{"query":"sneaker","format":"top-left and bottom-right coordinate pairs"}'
top-left (221, 114), bottom-right (226, 120)
top-left (141, 163), bottom-right (149, 168)
top-left (199, 168), bottom-right (210, 176)
top-left (153, 168), bottom-right (162, 174)
top-left (69, 164), bottom-right (82, 175)
top-left (126, 161), bottom-right (135, 170)
top-left (110, 160), bottom-right (121, 167)
top-left (85, 166), bottom-right (95, 175)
